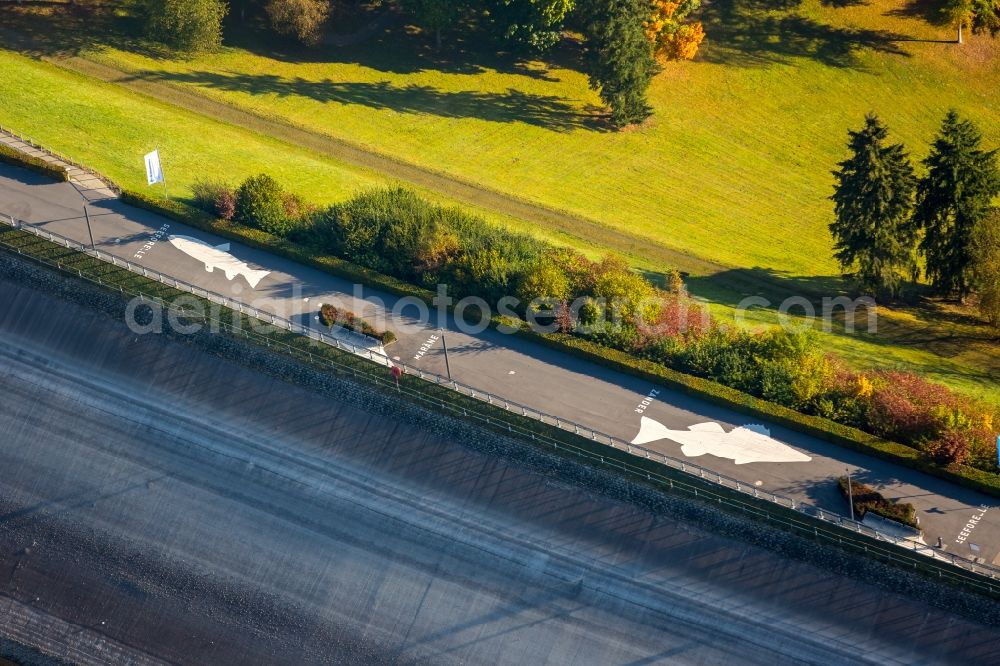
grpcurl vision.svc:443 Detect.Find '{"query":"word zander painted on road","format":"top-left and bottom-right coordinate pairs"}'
top-left (168, 235), bottom-right (271, 288)
top-left (632, 417), bottom-right (812, 465)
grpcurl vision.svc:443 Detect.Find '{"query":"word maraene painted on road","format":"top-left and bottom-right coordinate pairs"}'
top-left (413, 334), bottom-right (440, 361)
top-left (133, 223), bottom-right (170, 259)
top-left (634, 388), bottom-right (660, 414)
top-left (955, 505), bottom-right (990, 544)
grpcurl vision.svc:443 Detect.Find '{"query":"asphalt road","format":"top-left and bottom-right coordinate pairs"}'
top-left (1, 163), bottom-right (999, 565)
top-left (2, 278), bottom-right (1000, 665)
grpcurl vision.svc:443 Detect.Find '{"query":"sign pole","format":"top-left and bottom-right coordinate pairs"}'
top-left (846, 468), bottom-right (855, 522)
top-left (441, 331), bottom-right (452, 381)
top-left (158, 146), bottom-right (168, 200)
top-left (83, 203), bottom-right (96, 250)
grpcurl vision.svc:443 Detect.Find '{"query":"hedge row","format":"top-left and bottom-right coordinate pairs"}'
top-left (319, 302), bottom-right (397, 344)
top-left (0, 144), bottom-right (68, 182)
top-left (117, 189), bottom-right (1000, 497)
top-left (838, 476), bottom-right (918, 528)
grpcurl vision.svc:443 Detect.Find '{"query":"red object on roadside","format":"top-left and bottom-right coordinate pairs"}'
top-left (391, 366), bottom-right (403, 379)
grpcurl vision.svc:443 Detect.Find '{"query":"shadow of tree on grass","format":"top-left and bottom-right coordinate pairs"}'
top-left (137, 69), bottom-right (603, 131)
top-left (699, 0), bottom-right (911, 67)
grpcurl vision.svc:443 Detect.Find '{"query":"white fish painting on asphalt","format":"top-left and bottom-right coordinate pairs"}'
top-left (168, 235), bottom-right (271, 288)
top-left (631, 417), bottom-right (812, 465)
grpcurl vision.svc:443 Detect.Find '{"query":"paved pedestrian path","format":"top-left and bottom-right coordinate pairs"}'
top-left (0, 127), bottom-right (117, 200)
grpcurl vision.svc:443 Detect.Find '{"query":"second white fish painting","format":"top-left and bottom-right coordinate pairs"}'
top-left (631, 417), bottom-right (811, 465)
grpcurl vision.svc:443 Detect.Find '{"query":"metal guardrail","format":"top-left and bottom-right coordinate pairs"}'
top-left (3, 211), bottom-right (1000, 592)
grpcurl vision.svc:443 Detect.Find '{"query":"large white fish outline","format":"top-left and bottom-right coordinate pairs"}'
top-left (168, 235), bottom-right (271, 288)
top-left (631, 417), bottom-right (811, 465)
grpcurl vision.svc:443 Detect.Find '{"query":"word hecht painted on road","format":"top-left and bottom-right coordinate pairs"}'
top-left (167, 235), bottom-right (271, 288)
top-left (631, 417), bottom-right (812, 465)
top-left (956, 505), bottom-right (989, 544)
top-left (133, 223), bottom-right (170, 259)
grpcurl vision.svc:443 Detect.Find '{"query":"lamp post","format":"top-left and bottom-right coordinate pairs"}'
top-left (440, 330), bottom-right (452, 382)
top-left (845, 468), bottom-right (855, 522)
top-left (83, 203), bottom-right (96, 250)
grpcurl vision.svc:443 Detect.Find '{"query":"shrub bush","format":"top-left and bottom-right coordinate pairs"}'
top-left (215, 190), bottom-right (236, 221)
top-left (319, 303), bottom-right (395, 344)
top-left (865, 371), bottom-right (959, 445)
top-left (191, 178), bottom-right (231, 212)
top-left (925, 429), bottom-right (971, 467)
top-left (838, 476), bottom-right (918, 527)
top-left (234, 174), bottom-right (293, 236)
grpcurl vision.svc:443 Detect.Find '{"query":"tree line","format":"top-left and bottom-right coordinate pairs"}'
top-left (830, 111), bottom-right (1000, 325)
top-left (140, 0), bottom-right (704, 127)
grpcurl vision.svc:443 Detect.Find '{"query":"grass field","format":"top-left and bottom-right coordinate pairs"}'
top-left (0, 0), bottom-right (997, 405)
top-left (68, 0), bottom-right (1000, 275)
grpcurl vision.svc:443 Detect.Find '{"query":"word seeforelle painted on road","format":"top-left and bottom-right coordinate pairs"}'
top-left (956, 505), bottom-right (990, 544)
top-left (133, 223), bottom-right (170, 260)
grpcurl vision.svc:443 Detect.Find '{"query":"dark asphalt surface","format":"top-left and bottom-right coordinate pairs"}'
top-left (1, 163), bottom-right (999, 565)
top-left (2, 278), bottom-right (1000, 664)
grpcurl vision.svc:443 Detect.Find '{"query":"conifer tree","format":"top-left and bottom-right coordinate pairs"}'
top-left (830, 114), bottom-right (917, 300)
top-left (583, 0), bottom-right (659, 128)
top-left (914, 110), bottom-right (1000, 298)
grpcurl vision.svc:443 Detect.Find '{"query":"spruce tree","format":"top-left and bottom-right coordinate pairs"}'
top-left (830, 114), bottom-right (917, 300)
top-left (914, 110), bottom-right (1000, 298)
top-left (583, 0), bottom-right (659, 128)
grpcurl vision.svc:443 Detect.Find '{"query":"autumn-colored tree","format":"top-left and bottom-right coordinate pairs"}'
top-left (555, 299), bottom-right (574, 333)
top-left (644, 0), bottom-right (704, 62)
top-left (215, 190), bottom-right (236, 220)
top-left (639, 290), bottom-right (711, 340)
top-left (666, 268), bottom-right (685, 294)
top-left (590, 254), bottom-right (657, 323)
top-left (266, 0), bottom-right (330, 47)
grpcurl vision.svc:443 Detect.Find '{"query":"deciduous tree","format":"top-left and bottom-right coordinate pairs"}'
top-left (266, 0), bottom-right (330, 46)
top-left (971, 209), bottom-right (1000, 326)
top-left (234, 174), bottom-right (291, 235)
top-left (403, 0), bottom-right (463, 49)
top-left (143, 0), bottom-right (229, 52)
top-left (943, 0), bottom-right (1000, 42)
top-left (488, 0), bottom-right (575, 52)
top-left (644, 0), bottom-right (704, 62)
top-left (830, 114), bottom-right (917, 300)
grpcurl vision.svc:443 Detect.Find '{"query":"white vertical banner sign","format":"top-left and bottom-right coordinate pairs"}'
top-left (144, 149), bottom-right (168, 198)
top-left (144, 150), bottom-right (163, 185)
